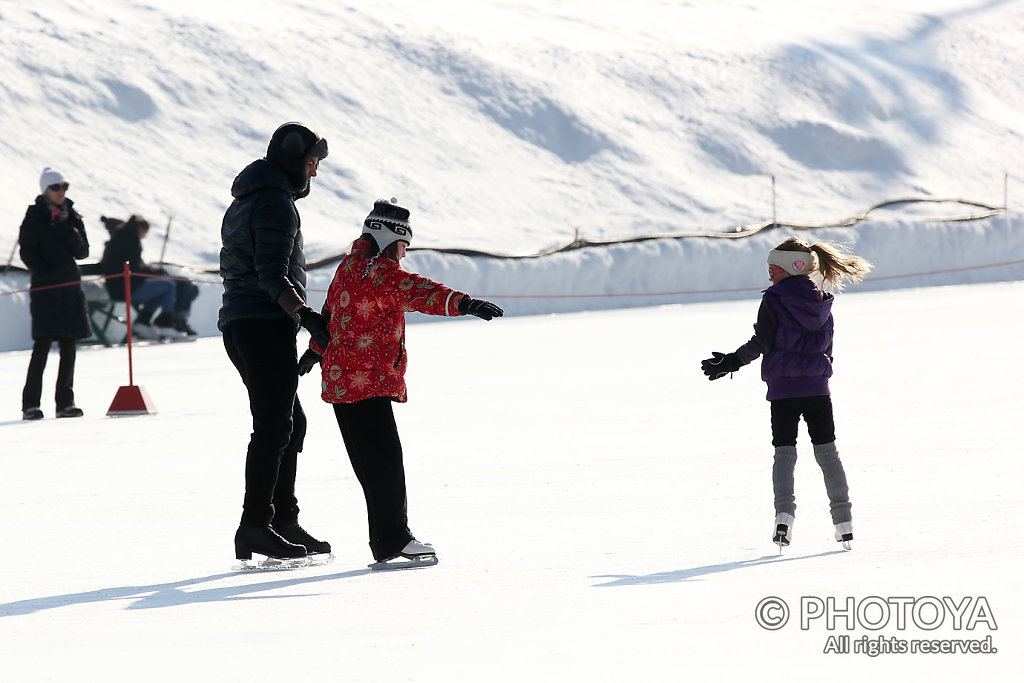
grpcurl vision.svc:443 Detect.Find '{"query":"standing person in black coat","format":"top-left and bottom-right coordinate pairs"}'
top-left (19, 167), bottom-right (92, 420)
top-left (219, 122), bottom-right (332, 562)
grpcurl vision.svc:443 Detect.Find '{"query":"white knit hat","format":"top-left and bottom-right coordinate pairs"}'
top-left (362, 197), bottom-right (412, 252)
top-left (39, 167), bottom-right (67, 194)
top-left (767, 248), bottom-right (818, 276)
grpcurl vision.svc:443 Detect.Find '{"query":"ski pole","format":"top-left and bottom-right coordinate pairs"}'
top-left (5, 239), bottom-right (18, 268)
top-left (159, 216), bottom-right (173, 264)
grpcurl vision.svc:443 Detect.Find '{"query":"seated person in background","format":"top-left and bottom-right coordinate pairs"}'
top-left (100, 214), bottom-right (199, 338)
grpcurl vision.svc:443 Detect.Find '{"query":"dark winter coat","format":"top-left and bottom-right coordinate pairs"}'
top-left (218, 158), bottom-right (307, 332)
top-left (18, 196), bottom-right (92, 340)
top-left (734, 275), bottom-right (834, 400)
top-left (100, 223), bottom-right (165, 300)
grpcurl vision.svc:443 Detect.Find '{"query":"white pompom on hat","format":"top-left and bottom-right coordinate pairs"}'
top-left (39, 167), bottom-right (67, 194)
top-left (767, 248), bottom-right (819, 276)
top-left (362, 197), bottom-right (412, 252)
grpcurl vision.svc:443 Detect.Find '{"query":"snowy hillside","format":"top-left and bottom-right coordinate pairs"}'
top-left (2, 3), bottom-right (1023, 679)
top-left (1, 0), bottom-right (1022, 265)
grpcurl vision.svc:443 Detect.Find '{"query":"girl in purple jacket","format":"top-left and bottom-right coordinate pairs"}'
top-left (701, 237), bottom-right (871, 550)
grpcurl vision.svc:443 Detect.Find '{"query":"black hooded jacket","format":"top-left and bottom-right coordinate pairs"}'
top-left (100, 217), bottom-right (167, 299)
top-left (18, 195), bottom-right (92, 340)
top-left (218, 158), bottom-right (307, 331)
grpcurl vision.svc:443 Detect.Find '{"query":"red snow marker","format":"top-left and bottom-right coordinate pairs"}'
top-left (107, 384), bottom-right (157, 416)
top-left (107, 261), bottom-right (157, 416)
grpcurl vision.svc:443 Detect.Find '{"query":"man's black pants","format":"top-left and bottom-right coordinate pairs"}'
top-left (223, 319), bottom-right (306, 526)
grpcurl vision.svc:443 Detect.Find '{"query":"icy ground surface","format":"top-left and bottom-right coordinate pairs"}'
top-left (0, 280), bottom-right (1021, 681)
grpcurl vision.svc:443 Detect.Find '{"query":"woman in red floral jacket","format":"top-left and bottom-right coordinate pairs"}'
top-left (303, 198), bottom-right (502, 567)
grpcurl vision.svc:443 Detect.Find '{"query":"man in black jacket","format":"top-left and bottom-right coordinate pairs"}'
top-left (219, 122), bottom-right (332, 562)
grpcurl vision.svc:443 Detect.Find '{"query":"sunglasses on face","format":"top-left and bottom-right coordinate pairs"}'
top-left (48, 183), bottom-right (70, 192)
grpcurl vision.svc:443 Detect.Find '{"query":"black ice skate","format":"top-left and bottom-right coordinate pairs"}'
top-left (233, 523), bottom-right (327, 571)
top-left (272, 519), bottom-right (332, 555)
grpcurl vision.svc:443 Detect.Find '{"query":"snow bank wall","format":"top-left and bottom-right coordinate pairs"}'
top-left (1, 215), bottom-right (1021, 352)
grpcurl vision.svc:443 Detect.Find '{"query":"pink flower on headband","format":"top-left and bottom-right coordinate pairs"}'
top-left (793, 260), bottom-right (806, 272)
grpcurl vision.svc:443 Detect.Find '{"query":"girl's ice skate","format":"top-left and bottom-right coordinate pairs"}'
top-left (835, 522), bottom-right (853, 550)
top-left (773, 513), bottom-right (794, 552)
top-left (369, 539), bottom-right (438, 571)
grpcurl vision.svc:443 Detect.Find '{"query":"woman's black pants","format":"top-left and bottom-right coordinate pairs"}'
top-left (333, 397), bottom-right (412, 561)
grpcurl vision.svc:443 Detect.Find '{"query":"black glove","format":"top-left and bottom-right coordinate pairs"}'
top-left (297, 306), bottom-right (330, 349)
top-left (701, 351), bottom-right (741, 380)
top-left (458, 297), bottom-right (504, 321)
top-left (297, 348), bottom-right (322, 376)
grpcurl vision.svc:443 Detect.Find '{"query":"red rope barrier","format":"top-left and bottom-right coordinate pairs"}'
top-left (0, 271), bottom-right (222, 297)
top-left (1, 259), bottom-right (1022, 300)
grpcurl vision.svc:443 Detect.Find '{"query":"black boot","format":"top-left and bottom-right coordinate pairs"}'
top-left (173, 313), bottom-right (198, 336)
top-left (234, 524), bottom-right (307, 560)
top-left (273, 520), bottom-right (332, 555)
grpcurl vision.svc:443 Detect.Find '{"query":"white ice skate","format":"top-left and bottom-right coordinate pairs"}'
top-left (155, 325), bottom-right (188, 340)
top-left (369, 539), bottom-right (438, 571)
top-left (131, 322), bottom-right (160, 340)
top-left (773, 513), bottom-right (794, 552)
top-left (835, 522), bottom-right (853, 550)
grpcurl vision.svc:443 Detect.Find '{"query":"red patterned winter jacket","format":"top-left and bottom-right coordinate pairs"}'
top-left (317, 239), bottom-right (466, 404)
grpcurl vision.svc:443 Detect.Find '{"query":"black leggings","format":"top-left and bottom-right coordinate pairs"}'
top-left (333, 398), bottom-right (413, 562)
top-left (22, 337), bottom-right (77, 410)
top-left (770, 395), bottom-right (836, 447)
top-left (223, 319), bottom-right (306, 526)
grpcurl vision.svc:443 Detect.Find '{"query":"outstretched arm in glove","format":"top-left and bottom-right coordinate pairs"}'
top-left (458, 296), bottom-right (503, 321)
top-left (700, 351), bottom-right (742, 380)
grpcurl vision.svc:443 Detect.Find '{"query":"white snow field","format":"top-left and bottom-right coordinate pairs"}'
top-left (0, 280), bottom-right (1021, 681)
top-left (1, 0), bottom-right (1022, 262)
top-left (2, 0), bottom-right (1024, 679)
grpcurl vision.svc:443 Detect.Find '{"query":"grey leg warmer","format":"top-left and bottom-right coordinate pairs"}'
top-left (772, 446), bottom-right (798, 516)
top-left (813, 441), bottom-right (852, 525)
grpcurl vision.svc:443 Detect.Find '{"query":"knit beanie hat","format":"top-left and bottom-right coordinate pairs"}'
top-left (362, 197), bottom-right (412, 251)
top-left (124, 214), bottom-right (151, 232)
top-left (266, 122), bottom-right (329, 196)
top-left (767, 248), bottom-right (819, 276)
top-left (39, 167), bottom-right (67, 194)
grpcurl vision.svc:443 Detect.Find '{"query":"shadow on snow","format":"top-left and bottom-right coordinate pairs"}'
top-left (0, 567), bottom-right (373, 617)
top-left (592, 551), bottom-right (847, 587)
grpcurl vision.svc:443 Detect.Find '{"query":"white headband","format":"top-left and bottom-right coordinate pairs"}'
top-left (767, 249), bottom-right (818, 276)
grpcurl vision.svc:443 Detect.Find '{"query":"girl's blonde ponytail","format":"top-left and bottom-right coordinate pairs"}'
top-left (773, 236), bottom-right (872, 291)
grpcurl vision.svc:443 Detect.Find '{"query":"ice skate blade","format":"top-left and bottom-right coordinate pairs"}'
top-left (841, 540), bottom-right (852, 551)
top-left (233, 553), bottom-right (335, 572)
top-left (369, 554), bottom-right (439, 571)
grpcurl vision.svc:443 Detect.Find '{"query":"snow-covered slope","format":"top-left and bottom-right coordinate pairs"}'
top-left (1, 0), bottom-right (1021, 264)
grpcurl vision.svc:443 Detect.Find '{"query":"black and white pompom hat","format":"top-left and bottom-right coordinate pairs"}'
top-left (362, 197), bottom-right (412, 252)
